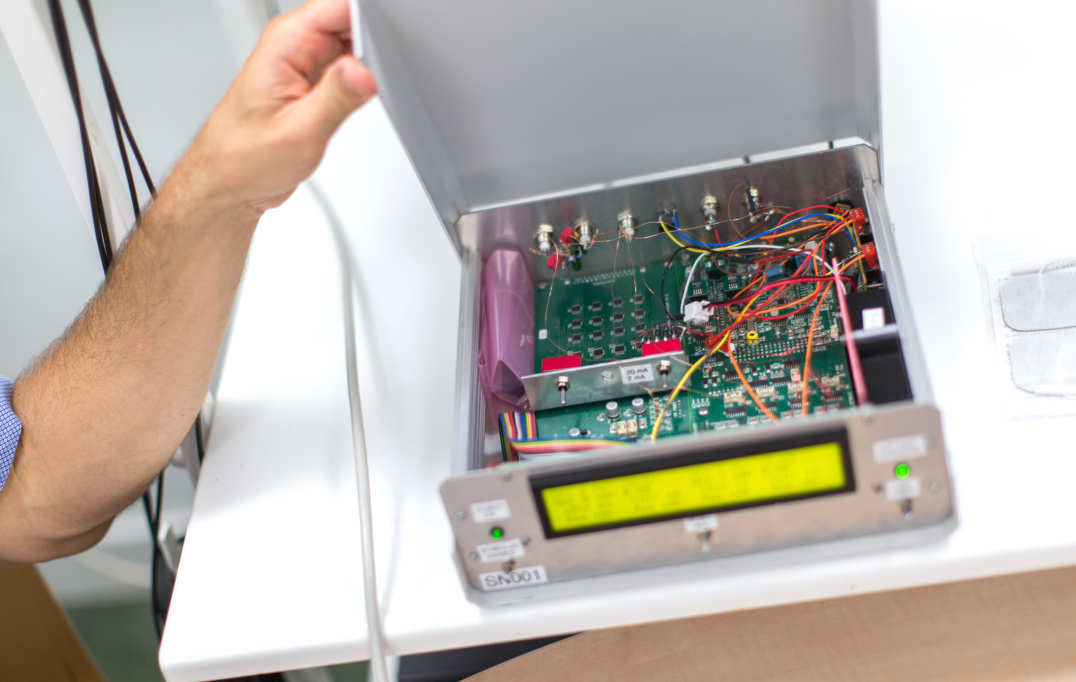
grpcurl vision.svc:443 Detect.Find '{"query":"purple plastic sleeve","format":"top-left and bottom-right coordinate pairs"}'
top-left (478, 249), bottom-right (535, 410)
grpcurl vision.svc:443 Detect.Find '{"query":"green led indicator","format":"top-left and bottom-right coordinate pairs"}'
top-left (490, 526), bottom-right (505, 539)
top-left (894, 463), bottom-right (910, 479)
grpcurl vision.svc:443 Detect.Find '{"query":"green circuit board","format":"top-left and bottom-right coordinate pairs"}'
top-left (532, 252), bottom-right (855, 441)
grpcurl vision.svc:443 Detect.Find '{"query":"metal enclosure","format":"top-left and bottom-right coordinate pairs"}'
top-left (357, 0), bottom-right (879, 241)
top-left (353, 0), bottom-right (954, 602)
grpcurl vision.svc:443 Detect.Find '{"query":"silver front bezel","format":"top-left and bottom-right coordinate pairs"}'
top-left (442, 403), bottom-right (952, 605)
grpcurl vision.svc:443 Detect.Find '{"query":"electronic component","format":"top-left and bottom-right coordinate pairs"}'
top-left (576, 219), bottom-right (596, 249)
top-left (366, 6), bottom-right (956, 599)
top-left (605, 401), bottom-right (620, 420)
top-left (683, 300), bottom-right (713, 325)
top-left (617, 211), bottom-right (636, 241)
top-left (631, 397), bottom-right (647, 415)
top-left (535, 223), bottom-right (555, 254)
top-left (744, 185), bottom-right (763, 222)
top-left (700, 195), bottom-right (719, 229)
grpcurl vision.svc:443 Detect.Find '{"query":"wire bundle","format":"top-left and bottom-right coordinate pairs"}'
top-left (649, 204), bottom-right (868, 438)
top-left (46, 0), bottom-right (204, 638)
top-left (497, 411), bottom-right (628, 461)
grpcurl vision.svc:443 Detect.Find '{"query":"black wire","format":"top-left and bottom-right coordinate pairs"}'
top-left (53, 0), bottom-right (191, 639)
top-left (46, 0), bottom-right (112, 270)
top-left (75, 0), bottom-right (157, 197)
top-left (660, 245), bottom-right (691, 322)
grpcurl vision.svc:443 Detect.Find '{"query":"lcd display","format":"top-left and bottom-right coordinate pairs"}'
top-left (532, 435), bottom-right (853, 537)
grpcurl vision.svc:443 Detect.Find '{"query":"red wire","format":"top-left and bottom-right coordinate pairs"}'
top-left (775, 204), bottom-right (841, 227)
top-left (707, 276), bottom-right (852, 310)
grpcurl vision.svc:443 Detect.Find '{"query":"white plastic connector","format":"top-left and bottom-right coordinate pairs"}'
top-left (683, 300), bottom-right (713, 326)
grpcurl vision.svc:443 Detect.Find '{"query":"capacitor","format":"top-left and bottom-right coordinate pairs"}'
top-left (631, 396), bottom-right (647, 415)
top-left (605, 401), bottom-right (620, 420)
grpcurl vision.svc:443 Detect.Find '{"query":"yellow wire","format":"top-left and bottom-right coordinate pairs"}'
top-left (729, 347), bottom-right (777, 423)
top-left (649, 217), bottom-right (866, 440)
top-left (649, 289), bottom-right (767, 440)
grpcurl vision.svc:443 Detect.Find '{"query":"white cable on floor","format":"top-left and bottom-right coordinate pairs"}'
top-left (307, 180), bottom-right (390, 682)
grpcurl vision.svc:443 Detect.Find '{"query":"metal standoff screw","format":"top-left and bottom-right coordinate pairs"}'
top-left (657, 359), bottom-right (672, 388)
top-left (557, 375), bottom-right (570, 405)
top-left (468, 551), bottom-right (479, 561)
top-left (455, 510), bottom-right (467, 519)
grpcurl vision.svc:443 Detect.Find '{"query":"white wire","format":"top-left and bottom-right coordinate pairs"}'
top-left (679, 252), bottom-right (709, 316)
top-left (307, 180), bottom-right (390, 682)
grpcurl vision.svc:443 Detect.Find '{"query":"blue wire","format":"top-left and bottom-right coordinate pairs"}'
top-left (669, 212), bottom-right (842, 249)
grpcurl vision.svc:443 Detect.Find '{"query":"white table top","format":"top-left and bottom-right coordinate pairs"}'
top-left (159, 3), bottom-right (1076, 680)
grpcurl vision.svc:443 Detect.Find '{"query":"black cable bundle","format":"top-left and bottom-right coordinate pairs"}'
top-left (46, 0), bottom-right (203, 639)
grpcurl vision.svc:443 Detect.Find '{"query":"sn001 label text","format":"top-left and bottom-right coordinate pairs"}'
top-left (478, 565), bottom-right (549, 591)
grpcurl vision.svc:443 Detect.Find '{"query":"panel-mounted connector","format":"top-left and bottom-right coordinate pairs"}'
top-left (574, 219), bottom-right (597, 250)
top-left (617, 211), bottom-right (636, 241)
top-left (700, 195), bottom-right (719, 230)
top-left (535, 223), bottom-right (555, 253)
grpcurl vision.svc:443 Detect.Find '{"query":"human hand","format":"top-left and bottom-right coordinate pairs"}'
top-left (174, 0), bottom-right (377, 216)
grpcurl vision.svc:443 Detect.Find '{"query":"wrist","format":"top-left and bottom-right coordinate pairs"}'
top-left (161, 143), bottom-right (265, 230)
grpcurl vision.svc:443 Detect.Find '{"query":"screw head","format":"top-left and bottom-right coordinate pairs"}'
top-left (468, 551), bottom-right (479, 561)
top-left (455, 510), bottom-right (467, 519)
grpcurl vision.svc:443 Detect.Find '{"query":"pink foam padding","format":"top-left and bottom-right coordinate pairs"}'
top-left (478, 250), bottom-right (535, 409)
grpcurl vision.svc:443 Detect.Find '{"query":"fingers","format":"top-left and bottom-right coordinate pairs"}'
top-left (293, 54), bottom-right (378, 144)
top-left (294, 0), bottom-right (351, 37)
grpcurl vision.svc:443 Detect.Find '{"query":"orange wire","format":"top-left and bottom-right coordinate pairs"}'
top-left (800, 281), bottom-right (834, 416)
top-left (797, 255), bottom-right (865, 416)
top-left (729, 347), bottom-right (777, 423)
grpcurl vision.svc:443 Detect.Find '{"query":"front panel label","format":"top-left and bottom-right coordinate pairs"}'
top-left (620, 363), bottom-right (654, 384)
top-left (873, 435), bottom-right (928, 462)
top-left (470, 499), bottom-right (511, 522)
top-left (476, 538), bottom-right (524, 563)
top-left (478, 565), bottom-right (549, 591)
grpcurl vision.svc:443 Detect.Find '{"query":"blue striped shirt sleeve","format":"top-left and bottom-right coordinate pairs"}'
top-left (0, 376), bottom-right (21, 493)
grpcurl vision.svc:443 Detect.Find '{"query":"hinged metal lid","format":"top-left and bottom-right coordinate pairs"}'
top-left (357, 0), bottom-right (879, 246)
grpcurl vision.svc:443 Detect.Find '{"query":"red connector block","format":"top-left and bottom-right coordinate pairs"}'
top-left (541, 354), bottom-right (582, 372)
top-left (862, 242), bottom-right (879, 269)
top-left (848, 207), bottom-right (867, 230)
top-left (641, 338), bottom-right (682, 356)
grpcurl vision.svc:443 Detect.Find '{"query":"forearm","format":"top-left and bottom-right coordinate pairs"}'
top-left (0, 0), bottom-right (375, 562)
top-left (2, 161), bottom-right (259, 560)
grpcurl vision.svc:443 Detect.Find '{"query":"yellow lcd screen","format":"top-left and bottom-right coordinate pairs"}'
top-left (533, 439), bottom-right (851, 537)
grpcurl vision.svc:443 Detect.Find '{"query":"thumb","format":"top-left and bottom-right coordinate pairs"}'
top-left (297, 55), bottom-right (378, 143)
